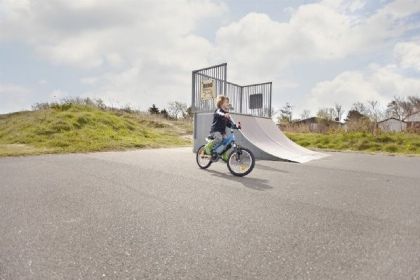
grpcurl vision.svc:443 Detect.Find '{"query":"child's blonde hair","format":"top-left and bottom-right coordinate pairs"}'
top-left (216, 96), bottom-right (229, 108)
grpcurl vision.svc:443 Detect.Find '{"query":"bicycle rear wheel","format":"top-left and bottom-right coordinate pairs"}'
top-left (196, 145), bottom-right (212, 169)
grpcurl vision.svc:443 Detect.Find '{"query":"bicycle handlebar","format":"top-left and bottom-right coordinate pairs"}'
top-left (229, 117), bottom-right (241, 130)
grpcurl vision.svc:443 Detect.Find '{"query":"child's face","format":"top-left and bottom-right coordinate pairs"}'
top-left (222, 99), bottom-right (230, 110)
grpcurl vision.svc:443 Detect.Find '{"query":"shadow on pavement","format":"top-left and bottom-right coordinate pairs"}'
top-left (206, 169), bottom-right (273, 191)
top-left (255, 163), bottom-right (290, 173)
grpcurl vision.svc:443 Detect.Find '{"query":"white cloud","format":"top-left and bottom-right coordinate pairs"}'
top-left (0, 0), bottom-right (420, 114)
top-left (394, 40), bottom-right (420, 71)
top-left (49, 89), bottom-right (67, 100)
top-left (215, 7), bottom-right (351, 83)
top-left (214, 0), bottom-right (420, 84)
top-left (0, 83), bottom-right (29, 94)
top-left (0, 0), bottom-right (226, 67)
top-left (320, 0), bottom-right (365, 13)
top-left (0, 0), bottom-right (227, 109)
top-left (347, 0), bottom-right (366, 12)
top-left (213, 0), bottom-right (420, 115)
top-left (305, 64), bottom-right (420, 113)
top-left (37, 36), bottom-right (104, 68)
top-left (306, 70), bottom-right (384, 112)
top-left (0, 83), bottom-right (32, 113)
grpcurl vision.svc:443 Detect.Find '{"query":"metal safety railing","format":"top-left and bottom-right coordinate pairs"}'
top-left (192, 63), bottom-right (272, 118)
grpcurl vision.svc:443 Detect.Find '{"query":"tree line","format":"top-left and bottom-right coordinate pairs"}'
top-left (31, 97), bottom-right (192, 121)
top-left (148, 101), bottom-right (192, 120)
top-left (278, 95), bottom-right (420, 124)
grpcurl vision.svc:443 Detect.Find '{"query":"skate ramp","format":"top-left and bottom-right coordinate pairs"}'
top-left (232, 114), bottom-right (327, 163)
top-left (194, 113), bottom-right (327, 163)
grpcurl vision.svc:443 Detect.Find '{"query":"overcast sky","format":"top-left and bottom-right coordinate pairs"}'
top-left (1, 0), bottom-right (420, 117)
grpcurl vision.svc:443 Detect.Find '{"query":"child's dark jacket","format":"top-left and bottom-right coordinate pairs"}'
top-left (210, 108), bottom-right (232, 134)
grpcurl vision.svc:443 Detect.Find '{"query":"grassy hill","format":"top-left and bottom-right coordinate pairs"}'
top-left (1, 100), bottom-right (419, 157)
top-left (286, 131), bottom-right (420, 155)
top-left (0, 102), bottom-right (192, 157)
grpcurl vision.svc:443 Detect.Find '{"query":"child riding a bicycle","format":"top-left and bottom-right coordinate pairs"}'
top-left (209, 96), bottom-right (234, 160)
top-left (197, 95), bottom-right (255, 176)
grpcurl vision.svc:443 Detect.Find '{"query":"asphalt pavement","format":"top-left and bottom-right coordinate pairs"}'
top-left (0, 148), bottom-right (419, 280)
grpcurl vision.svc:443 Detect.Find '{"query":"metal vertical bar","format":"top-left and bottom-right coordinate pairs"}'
top-left (217, 67), bottom-right (221, 96)
top-left (192, 64), bottom-right (273, 117)
top-left (193, 112), bottom-right (197, 139)
top-left (265, 85), bottom-right (268, 117)
top-left (252, 87), bottom-right (254, 115)
top-left (245, 87), bottom-right (248, 115)
top-left (191, 71), bottom-right (195, 112)
top-left (266, 85), bottom-right (269, 117)
top-left (239, 86), bottom-right (243, 114)
top-left (263, 85), bottom-right (266, 117)
top-left (223, 64), bottom-right (227, 96)
top-left (267, 84), bottom-right (269, 117)
top-left (269, 82), bottom-right (272, 118)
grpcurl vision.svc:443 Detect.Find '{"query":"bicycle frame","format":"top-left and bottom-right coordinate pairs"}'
top-left (221, 131), bottom-right (235, 146)
top-left (197, 117), bottom-right (253, 176)
top-left (212, 119), bottom-right (240, 155)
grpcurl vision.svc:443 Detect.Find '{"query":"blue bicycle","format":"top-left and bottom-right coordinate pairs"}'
top-left (196, 120), bottom-right (255, 177)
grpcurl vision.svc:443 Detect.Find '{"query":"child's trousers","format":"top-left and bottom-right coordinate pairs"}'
top-left (210, 132), bottom-right (224, 153)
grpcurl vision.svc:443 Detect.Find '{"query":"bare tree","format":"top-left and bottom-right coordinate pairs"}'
top-left (264, 107), bottom-right (276, 118)
top-left (168, 101), bottom-right (188, 120)
top-left (400, 100), bottom-right (414, 119)
top-left (279, 103), bottom-right (293, 123)
top-left (300, 109), bottom-right (311, 120)
top-left (352, 102), bottom-right (369, 115)
top-left (386, 97), bottom-right (406, 120)
top-left (345, 109), bottom-right (372, 132)
top-left (385, 96), bottom-right (420, 120)
top-left (148, 104), bottom-right (160, 115)
top-left (366, 100), bottom-right (385, 134)
top-left (407, 96), bottom-right (420, 111)
top-left (366, 100), bottom-right (384, 122)
top-left (160, 109), bottom-right (169, 119)
top-left (334, 104), bottom-right (344, 122)
top-left (185, 106), bottom-right (193, 119)
top-left (317, 107), bottom-right (335, 121)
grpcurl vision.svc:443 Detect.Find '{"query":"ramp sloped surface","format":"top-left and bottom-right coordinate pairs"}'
top-left (232, 114), bottom-right (327, 163)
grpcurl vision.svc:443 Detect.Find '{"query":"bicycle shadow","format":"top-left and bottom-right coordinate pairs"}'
top-left (206, 169), bottom-right (273, 191)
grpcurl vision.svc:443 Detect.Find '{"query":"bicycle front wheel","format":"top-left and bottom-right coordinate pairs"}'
top-left (227, 147), bottom-right (255, 177)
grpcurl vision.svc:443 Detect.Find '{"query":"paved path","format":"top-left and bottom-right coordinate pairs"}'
top-left (0, 148), bottom-right (419, 280)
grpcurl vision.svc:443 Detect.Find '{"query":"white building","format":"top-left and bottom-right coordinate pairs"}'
top-left (405, 111), bottom-right (420, 122)
top-left (377, 117), bottom-right (407, 132)
top-left (405, 111), bottom-right (420, 132)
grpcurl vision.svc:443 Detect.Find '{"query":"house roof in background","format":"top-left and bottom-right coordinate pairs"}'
top-left (377, 117), bottom-right (406, 124)
top-left (405, 111), bottom-right (420, 122)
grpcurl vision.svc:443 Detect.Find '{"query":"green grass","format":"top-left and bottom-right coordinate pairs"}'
top-left (285, 131), bottom-right (420, 155)
top-left (0, 104), bottom-right (192, 157)
top-left (3, 102), bottom-right (419, 157)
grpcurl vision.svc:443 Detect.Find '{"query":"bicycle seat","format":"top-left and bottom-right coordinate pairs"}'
top-left (207, 135), bottom-right (215, 140)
